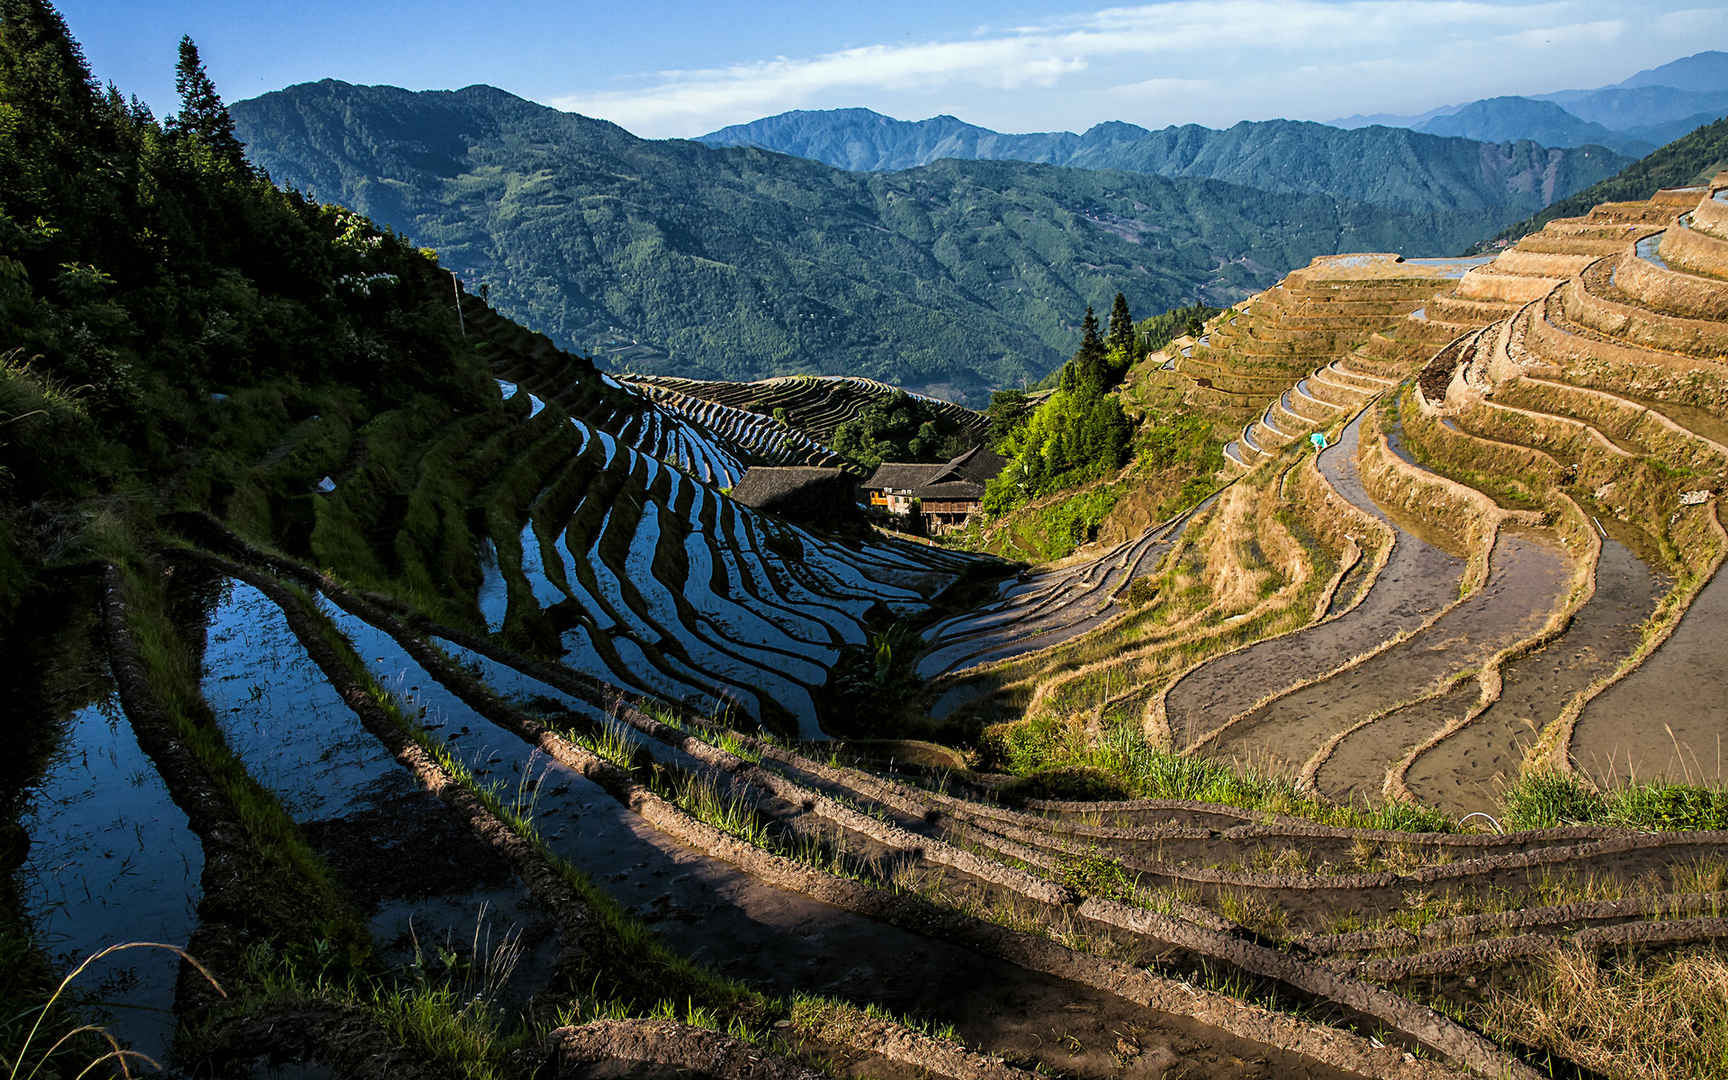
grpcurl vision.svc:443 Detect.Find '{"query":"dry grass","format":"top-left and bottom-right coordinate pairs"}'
top-left (1486, 946), bottom-right (1728, 1080)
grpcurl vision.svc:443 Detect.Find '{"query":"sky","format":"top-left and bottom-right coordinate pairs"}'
top-left (59, 1), bottom-right (1728, 139)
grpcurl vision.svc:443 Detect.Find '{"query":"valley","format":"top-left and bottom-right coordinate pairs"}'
top-left (227, 82), bottom-right (1630, 403)
top-left (7, 8), bottom-right (1728, 1080)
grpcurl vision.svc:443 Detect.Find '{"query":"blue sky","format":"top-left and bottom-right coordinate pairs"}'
top-left (60, 1), bottom-right (1728, 138)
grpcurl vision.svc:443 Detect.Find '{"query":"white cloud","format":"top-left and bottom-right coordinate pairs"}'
top-left (1491, 18), bottom-right (1626, 49)
top-left (548, 1), bottom-right (1710, 137)
top-left (1105, 77), bottom-right (1214, 98)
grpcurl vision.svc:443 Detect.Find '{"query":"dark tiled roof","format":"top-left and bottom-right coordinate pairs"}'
top-left (731, 466), bottom-right (856, 507)
top-left (863, 462), bottom-right (947, 491)
top-left (946, 445), bottom-right (1008, 484)
top-left (863, 445), bottom-right (1005, 492)
top-left (913, 480), bottom-right (985, 500)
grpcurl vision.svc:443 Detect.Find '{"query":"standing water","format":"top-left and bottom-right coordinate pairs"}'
top-left (18, 689), bottom-right (203, 1066)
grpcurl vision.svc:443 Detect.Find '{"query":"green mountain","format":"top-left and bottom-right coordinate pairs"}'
top-left (229, 83), bottom-right (1621, 403)
top-left (1413, 97), bottom-right (1653, 156)
top-left (701, 109), bottom-right (1629, 214)
top-left (1482, 114), bottom-right (1728, 247)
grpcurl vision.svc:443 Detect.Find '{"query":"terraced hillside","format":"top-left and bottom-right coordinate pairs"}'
top-left (622, 372), bottom-right (991, 451)
top-left (1215, 243), bottom-right (1612, 472)
top-left (917, 181), bottom-right (1728, 823)
top-left (1131, 254), bottom-right (1491, 445)
top-left (20, 173), bottom-right (1728, 1080)
top-left (921, 235), bottom-right (1585, 710)
top-left (17, 11), bottom-right (1728, 1073)
top-left (73, 514), bottom-right (1728, 1079)
top-left (473, 305), bottom-right (850, 487)
top-left (316, 298), bottom-right (985, 740)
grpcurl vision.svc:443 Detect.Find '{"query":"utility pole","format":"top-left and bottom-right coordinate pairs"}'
top-left (451, 271), bottom-right (466, 338)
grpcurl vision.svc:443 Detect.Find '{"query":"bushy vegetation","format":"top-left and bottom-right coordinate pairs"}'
top-left (983, 712), bottom-right (1454, 832)
top-left (828, 390), bottom-right (975, 470)
top-left (1131, 412), bottom-right (1223, 515)
top-left (0, 2), bottom-right (492, 625)
top-left (988, 484), bottom-right (1124, 562)
top-left (1501, 769), bottom-right (1728, 832)
top-left (1137, 303), bottom-right (1224, 352)
top-left (982, 303), bottom-right (1136, 517)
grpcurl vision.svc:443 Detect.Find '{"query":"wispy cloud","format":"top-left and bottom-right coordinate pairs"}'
top-left (548, 1), bottom-right (1692, 136)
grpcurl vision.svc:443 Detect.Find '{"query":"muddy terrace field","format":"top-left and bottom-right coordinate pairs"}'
top-left (13, 182), bottom-right (1728, 1080)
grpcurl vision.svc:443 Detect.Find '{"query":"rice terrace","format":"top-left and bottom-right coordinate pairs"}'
top-left (10, 3), bottom-right (1728, 1078)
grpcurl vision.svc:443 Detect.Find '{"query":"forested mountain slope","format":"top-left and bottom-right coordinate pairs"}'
top-left (1482, 115), bottom-right (1728, 247)
top-left (702, 109), bottom-right (1628, 216)
top-left (229, 82), bottom-right (1597, 403)
top-left (1413, 97), bottom-right (1652, 156)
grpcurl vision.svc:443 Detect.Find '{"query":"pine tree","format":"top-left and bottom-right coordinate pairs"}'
top-left (0, 0), bottom-right (104, 235)
top-left (1065, 305), bottom-right (1107, 393)
top-left (1079, 305), bottom-right (1103, 363)
top-left (169, 35), bottom-right (245, 170)
top-left (1107, 292), bottom-right (1135, 357)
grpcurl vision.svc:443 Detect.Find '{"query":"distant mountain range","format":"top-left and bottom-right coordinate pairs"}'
top-left (699, 111), bottom-right (1628, 214)
top-left (1333, 50), bottom-right (1728, 155)
top-left (1483, 114), bottom-right (1728, 249)
top-left (229, 82), bottom-right (1626, 403)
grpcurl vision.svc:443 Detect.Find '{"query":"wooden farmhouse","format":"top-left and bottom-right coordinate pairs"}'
top-left (861, 446), bottom-right (1007, 533)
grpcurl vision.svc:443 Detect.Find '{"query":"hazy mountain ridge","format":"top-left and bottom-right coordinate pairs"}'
top-left (701, 110), bottom-right (1628, 214)
top-left (1412, 97), bottom-right (1653, 156)
top-left (1483, 113), bottom-right (1728, 247)
top-left (231, 81), bottom-right (1541, 403)
top-left (1334, 50), bottom-right (1728, 152)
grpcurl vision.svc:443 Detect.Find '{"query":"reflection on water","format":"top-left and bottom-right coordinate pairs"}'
top-left (19, 691), bottom-right (203, 1065)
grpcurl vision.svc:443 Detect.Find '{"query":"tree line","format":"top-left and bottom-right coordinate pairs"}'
top-left (981, 293), bottom-right (1141, 516)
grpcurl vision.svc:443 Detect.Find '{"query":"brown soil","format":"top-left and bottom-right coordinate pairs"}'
top-left (1573, 506), bottom-right (1728, 784)
top-left (265, 551), bottom-right (1356, 1080)
top-left (1167, 415), bottom-right (1463, 748)
top-left (1406, 537), bottom-right (1667, 811)
top-left (1212, 532), bottom-right (1569, 778)
top-left (1315, 681), bottom-right (1481, 805)
top-left (552, 776), bottom-right (1349, 1079)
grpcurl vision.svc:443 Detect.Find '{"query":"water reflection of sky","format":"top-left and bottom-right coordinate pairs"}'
top-left (19, 692), bottom-right (203, 1065)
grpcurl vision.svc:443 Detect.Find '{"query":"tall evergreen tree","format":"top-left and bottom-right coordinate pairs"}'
top-left (1078, 305), bottom-right (1103, 363)
top-left (1061, 304), bottom-right (1107, 393)
top-left (1107, 292), bottom-right (1135, 357)
top-left (169, 34), bottom-right (245, 169)
top-left (0, 0), bottom-right (105, 244)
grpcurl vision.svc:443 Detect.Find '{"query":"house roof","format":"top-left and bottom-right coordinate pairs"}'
top-left (913, 480), bottom-right (986, 501)
top-left (863, 445), bottom-right (1006, 494)
top-left (863, 462), bottom-right (948, 491)
top-left (945, 445), bottom-right (1008, 484)
top-left (730, 466), bottom-right (856, 508)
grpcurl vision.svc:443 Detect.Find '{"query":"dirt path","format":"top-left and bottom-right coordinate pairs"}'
top-left (552, 779), bottom-right (1345, 1079)
top-left (1168, 413), bottom-right (1462, 748)
top-left (1212, 532), bottom-right (1569, 781)
top-left (316, 584), bottom-right (1348, 1080)
top-left (1407, 537), bottom-right (1666, 811)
